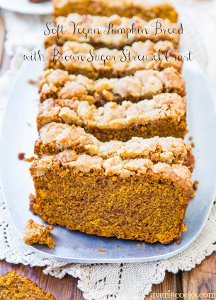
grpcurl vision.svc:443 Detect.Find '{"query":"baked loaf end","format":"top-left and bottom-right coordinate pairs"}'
top-left (30, 149), bottom-right (193, 244)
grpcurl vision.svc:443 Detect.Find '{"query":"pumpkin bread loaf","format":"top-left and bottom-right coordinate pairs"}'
top-left (26, 1), bottom-right (195, 246)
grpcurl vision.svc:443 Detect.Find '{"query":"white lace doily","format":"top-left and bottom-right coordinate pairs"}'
top-left (0, 2), bottom-right (216, 299)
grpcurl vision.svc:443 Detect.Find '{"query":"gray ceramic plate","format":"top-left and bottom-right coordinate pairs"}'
top-left (0, 59), bottom-right (216, 263)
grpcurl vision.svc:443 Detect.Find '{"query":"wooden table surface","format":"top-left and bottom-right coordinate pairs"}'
top-left (0, 253), bottom-right (216, 299)
top-left (0, 48), bottom-right (216, 300)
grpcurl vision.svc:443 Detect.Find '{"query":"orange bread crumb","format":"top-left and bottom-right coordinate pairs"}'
top-left (23, 219), bottom-right (55, 249)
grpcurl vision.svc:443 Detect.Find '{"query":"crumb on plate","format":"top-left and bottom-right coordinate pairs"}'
top-left (173, 239), bottom-right (181, 245)
top-left (28, 79), bottom-right (37, 85)
top-left (25, 156), bottom-right (36, 162)
top-left (18, 152), bottom-right (25, 160)
top-left (193, 180), bottom-right (199, 191)
top-left (23, 219), bottom-right (55, 249)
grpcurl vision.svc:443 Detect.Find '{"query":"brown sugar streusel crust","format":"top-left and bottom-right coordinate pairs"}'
top-left (0, 271), bottom-right (55, 300)
top-left (34, 122), bottom-right (194, 171)
top-left (52, 0), bottom-right (178, 23)
top-left (45, 40), bottom-right (183, 79)
top-left (39, 67), bottom-right (186, 104)
top-left (37, 93), bottom-right (187, 141)
top-left (30, 150), bottom-right (193, 244)
top-left (45, 14), bottom-right (180, 49)
top-left (23, 219), bottom-right (55, 249)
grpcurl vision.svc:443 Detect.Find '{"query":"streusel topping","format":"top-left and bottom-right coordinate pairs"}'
top-left (31, 149), bottom-right (192, 188)
top-left (38, 93), bottom-right (186, 129)
top-left (39, 67), bottom-right (185, 103)
top-left (37, 122), bottom-right (192, 166)
top-left (45, 40), bottom-right (183, 78)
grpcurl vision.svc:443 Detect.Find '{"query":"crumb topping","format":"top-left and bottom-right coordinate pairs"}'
top-left (39, 67), bottom-right (185, 102)
top-left (30, 149), bottom-right (193, 188)
top-left (45, 40), bottom-right (183, 78)
top-left (37, 122), bottom-right (192, 166)
top-left (38, 93), bottom-right (186, 129)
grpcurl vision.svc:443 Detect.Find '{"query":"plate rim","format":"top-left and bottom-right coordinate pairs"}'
top-left (0, 58), bottom-right (216, 263)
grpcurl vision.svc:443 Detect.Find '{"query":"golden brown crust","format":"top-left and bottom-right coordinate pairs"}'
top-left (39, 67), bottom-right (186, 104)
top-left (0, 271), bottom-right (56, 299)
top-left (45, 41), bottom-right (183, 79)
top-left (52, 0), bottom-right (178, 23)
top-left (23, 219), bottom-right (55, 249)
top-left (36, 93), bottom-right (187, 141)
top-left (35, 122), bottom-right (194, 171)
top-left (45, 14), bottom-right (180, 49)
